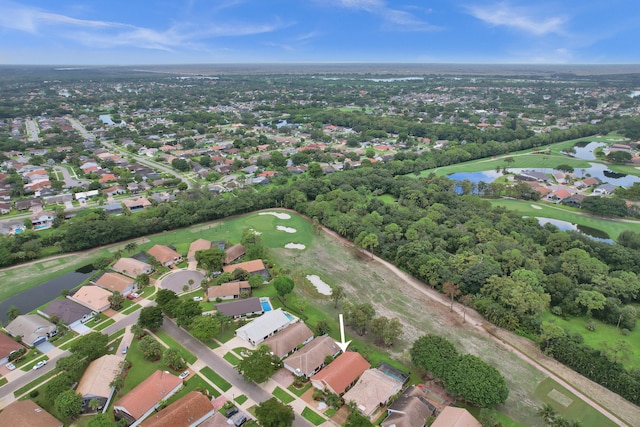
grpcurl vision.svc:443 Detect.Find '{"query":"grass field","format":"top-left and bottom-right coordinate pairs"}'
top-left (534, 378), bottom-right (616, 427)
top-left (489, 198), bottom-right (640, 240)
top-left (542, 312), bottom-right (640, 370)
top-left (223, 352), bottom-right (242, 366)
top-left (200, 366), bottom-right (232, 391)
top-left (272, 386), bottom-right (295, 403)
top-left (301, 407), bottom-right (326, 426)
top-left (154, 329), bottom-right (197, 364)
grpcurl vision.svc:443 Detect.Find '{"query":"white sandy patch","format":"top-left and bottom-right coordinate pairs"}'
top-left (285, 243), bottom-right (306, 250)
top-left (276, 225), bottom-right (297, 233)
top-left (249, 228), bottom-right (262, 235)
top-left (259, 211), bottom-right (291, 220)
top-left (306, 275), bottom-right (332, 295)
top-left (531, 204), bottom-right (542, 210)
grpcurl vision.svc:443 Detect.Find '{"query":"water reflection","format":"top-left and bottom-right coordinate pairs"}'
top-left (536, 217), bottom-right (613, 244)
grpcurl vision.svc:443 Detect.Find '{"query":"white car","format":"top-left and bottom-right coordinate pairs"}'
top-left (179, 370), bottom-right (190, 379)
top-left (193, 296), bottom-right (203, 302)
top-left (5, 362), bottom-right (16, 371)
top-left (33, 360), bottom-right (47, 370)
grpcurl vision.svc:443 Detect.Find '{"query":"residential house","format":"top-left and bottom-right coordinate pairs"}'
top-left (518, 170), bottom-right (549, 182)
top-left (102, 201), bottom-right (123, 215)
top-left (40, 299), bottom-right (94, 330)
top-left (30, 211), bottom-right (55, 228)
top-left (188, 238), bottom-right (211, 262)
top-left (546, 189), bottom-right (571, 203)
top-left (311, 351), bottom-right (370, 395)
top-left (593, 183), bottom-right (617, 195)
top-left (5, 314), bottom-right (57, 347)
top-left (93, 272), bottom-right (137, 297)
top-left (263, 322), bottom-right (314, 359)
top-left (215, 297), bottom-right (263, 319)
top-left (123, 197), bottom-right (152, 211)
top-left (431, 407), bottom-right (481, 427)
top-left (207, 281), bottom-right (251, 301)
top-left (222, 259), bottom-right (269, 279)
top-left (104, 185), bottom-right (126, 197)
top-left (343, 369), bottom-right (404, 419)
top-left (147, 245), bottom-right (183, 267)
top-left (140, 392), bottom-right (215, 427)
top-left (76, 354), bottom-right (123, 412)
top-left (0, 332), bottom-right (23, 365)
top-left (235, 308), bottom-right (291, 345)
top-left (224, 243), bottom-right (246, 265)
top-left (14, 198), bottom-right (42, 211)
top-left (562, 194), bottom-right (586, 208)
top-left (112, 257), bottom-right (154, 278)
top-left (0, 400), bottom-right (63, 427)
top-left (114, 370), bottom-right (183, 426)
top-left (381, 385), bottom-right (435, 427)
top-left (575, 177), bottom-right (601, 189)
top-left (283, 335), bottom-right (341, 378)
top-left (69, 285), bottom-right (112, 313)
top-left (0, 202), bottom-right (11, 214)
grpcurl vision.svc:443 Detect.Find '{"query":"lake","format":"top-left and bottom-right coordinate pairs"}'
top-left (0, 266), bottom-right (96, 323)
top-left (535, 217), bottom-right (613, 244)
top-left (570, 141), bottom-right (606, 160)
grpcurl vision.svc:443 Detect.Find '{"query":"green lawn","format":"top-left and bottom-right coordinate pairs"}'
top-left (272, 386), bottom-right (295, 403)
top-left (489, 198), bottom-right (640, 240)
top-left (120, 303), bottom-right (141, 315)
top-left (154, 329), bottom-right (197, 364)
top-left (288, 382), bottom-right (312, 397)
top-left (164, 374), bottom-right (218, 405)
top-left (200, 366), bottom-right (232, 391)
top-left (14, 370), bottom-right (58, 398)
top-left (223, 352), bottom-right (242, 366)
top-left (542, 312), bottom-right (640, 370)
top-left (94, 318), bottom-right (116, 331)
top-left (534, 378), bottom-right (617, 427)
top-left (235, 394), bottom-right (248, 404)
top-left (301, 407), bottom-right (326, 426)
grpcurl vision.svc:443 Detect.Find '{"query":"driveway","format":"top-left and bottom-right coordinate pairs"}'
top-left (159, 270), bottom-right (205, 293)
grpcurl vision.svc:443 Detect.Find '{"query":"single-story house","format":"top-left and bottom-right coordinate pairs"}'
top-left (207, 281), bottom-right (251, 301)
top-left (311, 351), bottom-right (370, 395)
top-left (68, 285), bottom-right (112, 313)
top-left (76, 354), bottom-right (123, 413)
top-left (147, 245), bottom-right (183, 267)
top-left (188, 238), bottom-right (211, 262)
top-left (518, 170), bottom-right (549, 182)
top-left (40, 299), bottom-right (95, 329)
top-left (593, 183), bottom-right (617, 195)
top-left (93, 272), bottom-right (137, 296)
top-left (0, 332), bottom-right (23, 365)
top-left (112, 257), bottom-right (154, 278)
top-left (0, 400), bottom-right (63, 427)
top-left (123, 197), bottom-right (152, 211)
top-left (263, 322), bottom-right (314, 359)
top-left (343, 368), bottom-right (404, 419)
top-left (235, 308), bottom-right (291, 346)
top-left (381, 385), bottom-right (435, 427)
top-left (431, 407), bottom-right (482, 427)
top-left (222, 259), bottom-right (269, 279)
top-left (283, 335), bottom-right (341, 379)
top-left (5, 314), bottom-right (57, 347)
top-left (102, 202), bottom-right (123, 215)
top-left (114, 370), bottom-right (183, 426)
top-left (140, 392), bottom-right (215, 427)
top-left (224, 243), bottom-right (246, 265)
top-left (215, 297), bottom-right (263, 319)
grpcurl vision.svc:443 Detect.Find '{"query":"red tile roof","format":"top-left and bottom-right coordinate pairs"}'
top-left (311, 351), bottom-right (370, 395)
top-left (115, 370), bottom-right (183, 420)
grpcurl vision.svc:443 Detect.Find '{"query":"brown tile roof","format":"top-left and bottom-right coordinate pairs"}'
top-left (147, 245), bottom-right (182, 265)
top-left (311, 351), bottom-right (370, 395)
top-left (215, 297), bottom-right (263, 317)
top-left (431, 407), bottom-right (482, 427)
top-left (381, 385), bottom-right (434, 427)
top-left (76, 355), bottom-right (123, 399)
top-left (115, 370), bottom-right (183, 421)
top-left (140, 392), bottom-right (214, 427)
top-left (0, 400), bottom-right (63, 427)
top-left (224, 243), bottom-right (246, 264)
top-left (69, 285), bottom-right (112, 312)
top-left (284, 336), bottom-right (341, 377)
top-left (343, 369), bottom-right (403, 417)
top-left (188, 238), bottom-right (212, 260)
top-left (222, 259), bottom-right (266, 275)
top-left (112, 258), bottom-right (152, 277)
top-left (94, 272), bottom-right (134, 294)
top-left (0, 331), bottom-right (23, 360)
top-left (198, 412), bottom-right (231, 427)
top-left (263, 322), bottom-right (314, 358)
top-left (207, 281), bottom-right (250, 300)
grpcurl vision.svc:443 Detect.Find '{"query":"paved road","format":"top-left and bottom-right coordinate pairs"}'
top-left (160, 319), bottom-right (313, 427)
top-left (52, 165), bottom-right (89, 189)
top-left (25, 118), bottom-right (40, 142)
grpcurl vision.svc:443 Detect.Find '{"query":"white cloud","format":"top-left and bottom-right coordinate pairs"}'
top-left (466, 2), bottom-right (566, 36)
top-left (324, 0), bottom-right (437, 31)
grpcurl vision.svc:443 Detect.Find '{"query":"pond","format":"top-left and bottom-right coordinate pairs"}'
top-left (448, 170), bottom-right (502, 184)
top-left (535, 217), bottom-right (614, 244)
top-left (569, 141), bottom-right (606, 160)
top-left (0, 266), bottom-right (96, 323)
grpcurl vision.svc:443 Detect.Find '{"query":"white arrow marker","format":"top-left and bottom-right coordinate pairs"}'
top-left (336, 313), bottom-right (351, 353)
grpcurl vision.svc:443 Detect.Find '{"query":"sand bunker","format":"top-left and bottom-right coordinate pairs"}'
top-left (276, 225), bottom-right (297, 233)
top-left (259, 211), bottom-right (291, 220)
top-left (306, 275), bottom-right (332, 295)
top-left (285, 243), bottom-right (306, 250)
top-left (249, 228), bottom-right (262, 235)
top-left (531, 204), bottom-right (542, 210)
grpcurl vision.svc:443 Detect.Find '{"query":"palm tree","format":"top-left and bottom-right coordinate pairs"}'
top-left (125, 242), bottom-right (138, 254)
top-left (537, 403), bottom-right (558, 426)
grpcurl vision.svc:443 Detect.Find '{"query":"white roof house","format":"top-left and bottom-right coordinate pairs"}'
top-left (235, 308), bottom-right (291, 346)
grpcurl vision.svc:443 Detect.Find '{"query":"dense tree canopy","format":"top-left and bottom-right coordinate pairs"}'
top-left (255, 398), bottom-right (295, 427)
top-left (236, 345), bottom-right (282, 383)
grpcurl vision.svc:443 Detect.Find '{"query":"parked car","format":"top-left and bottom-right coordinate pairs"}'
top-left (193, 296), bottom-right (203, 302)
top-left (33, 360), bottom-right (47, 370)
top-left (122, 345), bottom-right (129, 354)
top-left (225, 407), bottom-right (239, 418)
top-left (179, 370), bottom-right (190, 379)
top-left (5, 362), bottom-right (16, 371)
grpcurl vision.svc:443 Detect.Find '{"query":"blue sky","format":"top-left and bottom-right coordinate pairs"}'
top-left (1, 0), bottom-right (639, 65)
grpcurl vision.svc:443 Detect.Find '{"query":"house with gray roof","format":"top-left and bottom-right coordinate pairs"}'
top-left (40, 299), bottom-right (95, 330)
top-left (283, 335), bottom-right (341, 378)
top-left (235, 308), bottom-right (291, 346)
top-left (215, 297), bottom-right (263, 319)
top-left (5, 314), bottom-right (57, 347)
